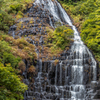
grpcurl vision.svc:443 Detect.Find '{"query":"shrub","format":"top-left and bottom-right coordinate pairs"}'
top-left (43, 25), bottom-right (73, 60)
top-left (16, 11), bottom-right (24, 19)
top-left (79, 0), bottom-right (98, 15)
top-left (54, 59), bottom-right (59, 66)
top-left (81, 8), bottom-right (100, 61)
top-left (52, 25), bottom-right (73, 50)
top-left (0, 40), bottom-right (21, 68)
top-left (3, 52), bottom-right (21, 68)
top-left (0, 63), bottom-right (27, 100)
top-left (10, 4), bottom-right (22, 13)
top-left (28, 65), bottom-right (36, 73)
top-left (0, 11), bottom-right (15, 31)
top-left (18, 61), bottom-right (26, 72)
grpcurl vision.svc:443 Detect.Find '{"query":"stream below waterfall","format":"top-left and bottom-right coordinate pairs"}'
top-left (8, 0), bottom-right (99, 100)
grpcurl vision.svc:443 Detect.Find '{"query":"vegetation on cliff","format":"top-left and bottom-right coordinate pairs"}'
top-left (49, 26), bottom-right (73, 50)
top-left (0, 0), bottom-right (34, 32)
top-left (0, 0), bottom-right (35, 99)
top-left (40, 25), bottom-right (74, 60)
top-left (0, 63), bottom-right (27, 100)
top-left (0, 0), bottom-right (74, 99)
top-left (58, 0), bottom-right (100, 62)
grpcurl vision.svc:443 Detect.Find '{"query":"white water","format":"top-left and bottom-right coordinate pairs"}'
top-left (34, 0), bottom-right (97, 99)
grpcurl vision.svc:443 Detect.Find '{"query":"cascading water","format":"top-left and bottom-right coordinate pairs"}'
top-left (8, 0), bottom-right (99, 99)
top-left (32, 0), bottom-right (98, 100)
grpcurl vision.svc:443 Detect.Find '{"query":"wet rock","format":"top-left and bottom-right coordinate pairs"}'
top-left (93, 90), bottom-right (100, 99)
top-left (91, 81), bottom-right (97, 93)
top-left (9, 25), bottom-right (17, 31)
top-left (23, 79), bottom-right (30, 85)
top-left (60, 56), bottom-right (66, 60)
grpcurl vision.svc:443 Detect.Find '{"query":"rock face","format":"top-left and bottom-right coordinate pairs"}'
top-left (8, 0), bottom-right (100, 100)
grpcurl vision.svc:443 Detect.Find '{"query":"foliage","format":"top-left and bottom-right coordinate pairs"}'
top-left (0, 0), bottom-right (4, 10)
top-left (59, 0), bottom-right (100, 62)
top-left (18, 61), bottom-right (26, 72)
top-left (0, 0), bottom-right (35, 100)
top-left (0, 63), bottom-right (27, 100)
top-left (43, 25), bottom-right (73, 60)
top-left (28, 65), bottom-right (36, 73)
top-left (59, 0), bottom-right (83, 4)
top-left (0, 11), bottom-right (15, 31)
top-left (1, 0), bottom-right (34, 14)
top-left (81, 9), bottom-right (100, 61)
top-left (73, 0), bottom-right (98, 15)
top-left (0, 34), bottom-right (37, 60)
top-left (46, 26), bottom-right (73, 50)
top-left (54, 59), bottom-right (59, 66)
top-left (0, 0), bottom-right (34, 32)
top-left (0, 40), bottom-right (21, 68)
top-left (58, 0), bottom-right (100, 30)
top-left (52, 26), bottom-right (73, 49)
top-left (9, 3), bottom-right (23, 13)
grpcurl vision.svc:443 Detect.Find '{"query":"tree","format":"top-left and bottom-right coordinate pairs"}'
top-left (0, 63), bottom-right (27, 100)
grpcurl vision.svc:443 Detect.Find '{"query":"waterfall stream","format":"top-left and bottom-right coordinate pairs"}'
top-left (8, 0), bottom-right (98, 99)
top-left (32, 0), bottom-right (97, 100)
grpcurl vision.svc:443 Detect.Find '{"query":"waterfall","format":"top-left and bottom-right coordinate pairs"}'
top-left (60, 61), bottom-right (62, 85)
top-left (7, 0), bottom-right (98, 99)
top-left (33, 0), bottom-right (97, 100)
